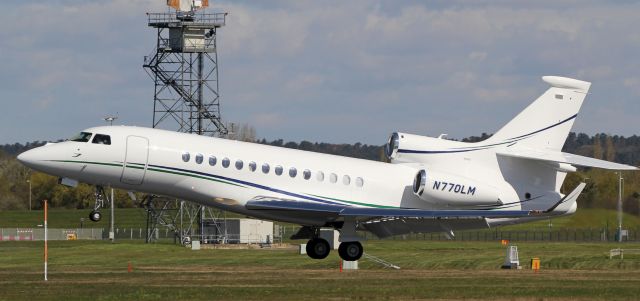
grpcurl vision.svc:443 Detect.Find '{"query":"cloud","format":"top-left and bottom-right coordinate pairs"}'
top-left (1, 0), bottom-right (639, 144)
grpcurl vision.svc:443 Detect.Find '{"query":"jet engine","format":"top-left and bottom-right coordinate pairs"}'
top-left (412, 169), bottom-right (502, 206)
top-left (385, 132), bottom-right (455, 163)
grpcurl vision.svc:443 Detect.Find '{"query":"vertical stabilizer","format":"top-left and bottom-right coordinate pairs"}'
top-left (487, 76), bottom-right (591, 151)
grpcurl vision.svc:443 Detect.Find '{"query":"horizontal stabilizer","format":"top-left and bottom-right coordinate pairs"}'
top-left (543, 182), bottom-right (585, 215)
top-left (497, 148), bottom-right (638, 170)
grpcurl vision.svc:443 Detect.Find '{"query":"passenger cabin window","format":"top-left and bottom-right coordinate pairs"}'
top-left (222, 158), bottom-right (230, 168)
top-left (70, 132), bottom-right (92, 142)
top-left (209, 156), bottom-right (217, 166)
top-left (343, 175), bottom-right (351, 185)
top-left (316, 171), bottom-right (325, 182)
top-left (249, 162), bottom-right (257, 172)
top-left (91, 134), bottom-right (111, 145)
top-left (235, 160), bottom-right (244, 170)
top-left (182, 152), bottom-right (190, 162)
top-left (262, 163), bottom-right (270, 174)
top-left (303, 169), bottom-right (311, 180)
top-left (289, 167), bottom-right (297, 178)
top-left (275, 165), bottom-right (283, 176)
top-left (355, 177), bottom-right (364, 187)
top-left (330, 173), bottom-right (338, 183)
top-left (195, 154), bottom-right (203, 164)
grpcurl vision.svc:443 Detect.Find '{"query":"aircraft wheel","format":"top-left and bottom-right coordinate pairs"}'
top-left (338, 241), bottom-right (363, 261)
top-left (89, 210), bottom-right (102, 222)
top-left (306, 238), bottom-right (330, 259)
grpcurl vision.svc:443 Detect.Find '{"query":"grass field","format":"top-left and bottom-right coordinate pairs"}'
top-left (2, 208), bottom-right (640, 231)
top-left (1, 240), bottom-right (640, 300)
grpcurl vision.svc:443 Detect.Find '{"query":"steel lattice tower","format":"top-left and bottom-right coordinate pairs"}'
top-left (141, 8), bottom-right (228, 243)
top-left (143, 11), bottom-right (228, 136)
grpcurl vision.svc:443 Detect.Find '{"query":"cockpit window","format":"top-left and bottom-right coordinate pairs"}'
top-left (70, 132), bottom-right (92, 142)
top-left (91, 134), bottom-right (111, 145)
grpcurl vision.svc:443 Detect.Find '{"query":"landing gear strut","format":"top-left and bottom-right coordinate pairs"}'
top-left (89, 186), bottom-right (107, 222)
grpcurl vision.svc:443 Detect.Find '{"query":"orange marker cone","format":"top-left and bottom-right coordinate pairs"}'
top-left (128, 262), bottom-right (133, 273)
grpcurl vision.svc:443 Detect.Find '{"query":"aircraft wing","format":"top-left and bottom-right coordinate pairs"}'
top-left (497, 148), bottom-right (638, 170)
top-left (245, 183), bottom-right (586, 219)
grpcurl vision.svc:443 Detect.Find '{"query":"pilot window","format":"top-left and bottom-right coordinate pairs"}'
top-left (70, 132), bottom-right (92, 142)
top-left (91, 134), bottom-right (111, 145)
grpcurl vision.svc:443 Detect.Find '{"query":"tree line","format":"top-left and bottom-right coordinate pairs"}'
top-left (1, 132), bottom-right (639, 214)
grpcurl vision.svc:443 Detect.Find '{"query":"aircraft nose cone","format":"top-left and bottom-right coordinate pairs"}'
top-left (17, 149), bottom-right (38, 168)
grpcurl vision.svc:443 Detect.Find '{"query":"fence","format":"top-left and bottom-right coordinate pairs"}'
top-left (0, 228), bottom-right (103, 241)
top-left (3, 227), bottom-right (639, 243)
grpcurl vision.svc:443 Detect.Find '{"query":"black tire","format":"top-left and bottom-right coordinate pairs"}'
top-left (89, 210), bottom-right (102, 222)
top-left (338, 241), bottom-right (363, 261)
top-left (306, 238), bottom-right (330, 259)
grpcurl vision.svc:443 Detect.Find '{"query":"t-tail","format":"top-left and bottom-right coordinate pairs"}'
top-left (485, 76), bottom-right (591, 151)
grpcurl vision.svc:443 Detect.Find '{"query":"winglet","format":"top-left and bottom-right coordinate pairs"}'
top-left (531, 182), bottom-right (585, 216)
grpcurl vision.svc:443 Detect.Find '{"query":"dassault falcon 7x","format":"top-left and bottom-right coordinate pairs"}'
top-left (18, 76), bottom-right (637, 261)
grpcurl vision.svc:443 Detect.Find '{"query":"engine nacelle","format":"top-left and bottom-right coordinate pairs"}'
top-left (412, 169), bottom-right (502, 206)
top-left (385, 132), bottom-right (463, 163)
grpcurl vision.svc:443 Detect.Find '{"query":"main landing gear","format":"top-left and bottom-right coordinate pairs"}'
top-left (304, 218), bottom-right (364, 261)
top-left (89, 186), bottom-right (110, 222)
top-left (305, 237), bottom-right (364, 261)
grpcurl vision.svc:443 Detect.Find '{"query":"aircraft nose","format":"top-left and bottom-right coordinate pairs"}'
top-left (17, 148), bottom-right (40, 168)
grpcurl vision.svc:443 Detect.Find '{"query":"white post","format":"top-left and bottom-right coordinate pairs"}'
top-left (109, 187), bottom-right (115, 242)
top-left (28, 179), bottom-right (32, 211)
top-left (44, 200), bottom-right (48, 281)
top-left (618, 172), bottom-right (623, 243)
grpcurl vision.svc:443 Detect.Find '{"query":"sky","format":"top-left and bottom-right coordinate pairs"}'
top-left (1, 0), bottom-right (639, 145)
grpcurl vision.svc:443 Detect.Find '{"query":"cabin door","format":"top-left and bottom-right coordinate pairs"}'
top-left (120, 136), bottom-right (149, 185)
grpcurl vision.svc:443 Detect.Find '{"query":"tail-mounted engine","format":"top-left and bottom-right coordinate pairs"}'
top-left (412, 168), bottom-right (502, 206)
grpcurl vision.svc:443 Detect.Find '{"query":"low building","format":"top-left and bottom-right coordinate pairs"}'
top-left (203, 218), bottom-right (273, 244)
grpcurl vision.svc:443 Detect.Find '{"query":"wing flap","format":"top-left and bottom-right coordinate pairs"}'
top-left (497, 148), bottom-right (638, 170)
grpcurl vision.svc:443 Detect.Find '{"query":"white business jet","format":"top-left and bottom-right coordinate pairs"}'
top-left (18, 76), bottom-right (637, 261)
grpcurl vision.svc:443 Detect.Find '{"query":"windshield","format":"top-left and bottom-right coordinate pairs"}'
top-left (69, 132), bottom-right (92, 142)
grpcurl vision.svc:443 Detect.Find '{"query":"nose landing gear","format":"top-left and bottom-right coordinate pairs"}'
top-left (89, 186), bottom-right (111, 222)
top-left (89, 210), bottom-right (102, 222)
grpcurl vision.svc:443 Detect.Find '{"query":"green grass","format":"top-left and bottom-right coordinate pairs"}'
top-left (2, 208), bottom-right (640, 231)
top-left (1, 240), bottom-right (640, 300)
top-left (500, 208), bottom-right (640, 231)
